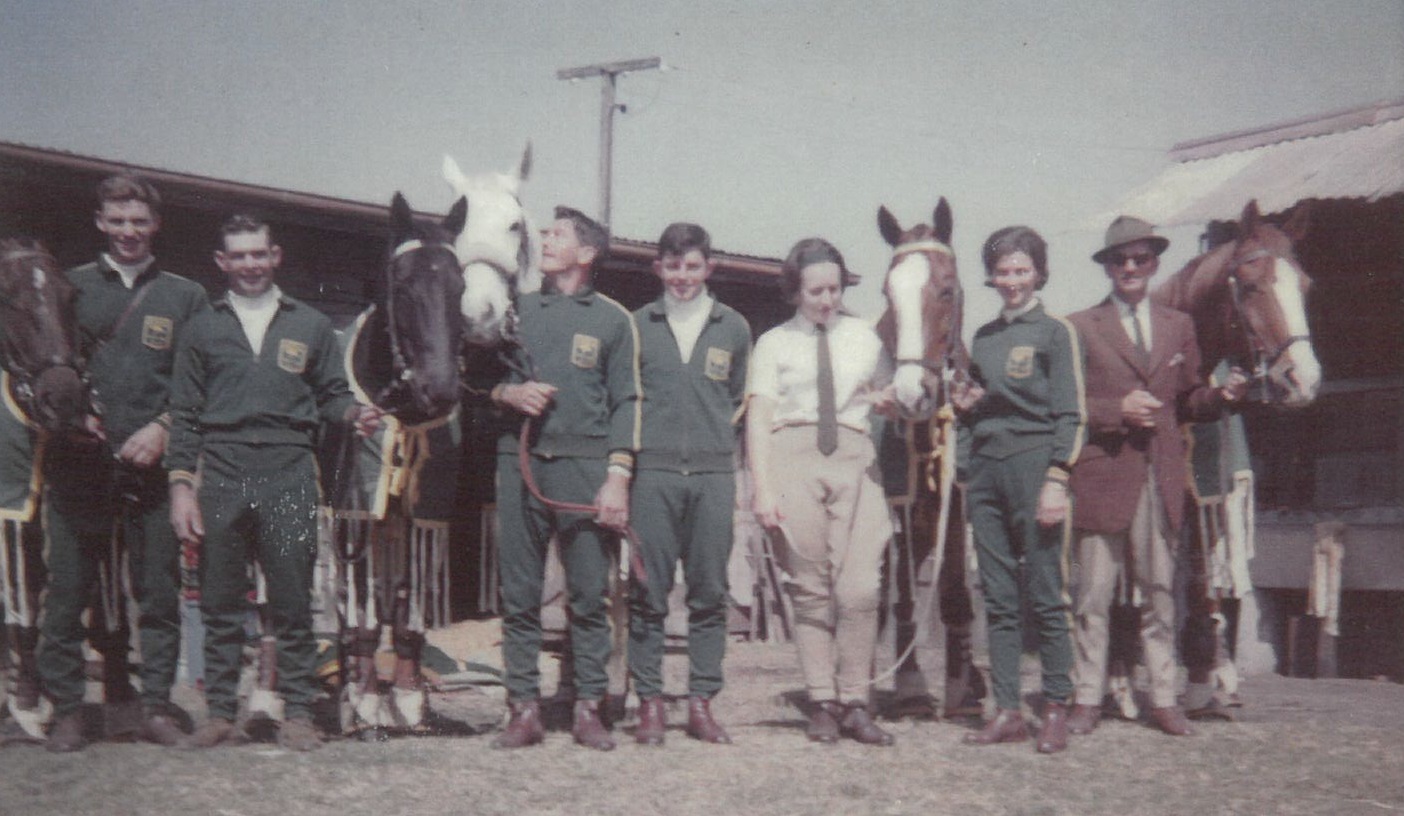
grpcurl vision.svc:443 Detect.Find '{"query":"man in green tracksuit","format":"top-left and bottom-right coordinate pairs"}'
top-left (167, 214), bottom-right (379, 752)
top-left (628, 223), bottom-right (750, 746)
top-left (488, 206), bottom-right (640, 752)
top-left (40, 173), bottom-right (208, 752)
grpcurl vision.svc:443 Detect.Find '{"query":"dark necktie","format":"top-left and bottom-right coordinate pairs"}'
top-left (1131, 307), bottom-right (1150, 365)
top-left (816, 323), bottom-right (838, 456)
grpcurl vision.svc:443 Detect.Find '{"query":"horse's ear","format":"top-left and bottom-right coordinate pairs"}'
top-left (444, 196), bottom-right (468, 238)
top-left (933, 197), bottom-right (953, 244)
top-left (1282, 201), bottom-right (1311, 242)
top-left (1238, 200), bottom-right (1262, 235)
top-left (519, 142), bottom-right (533, 182)
top-left (877, 206), bottom-right (903, 247)
top-left (442, 154), bottom-right (468, 188)
top-left (391, 192), bottom-right (414, 238)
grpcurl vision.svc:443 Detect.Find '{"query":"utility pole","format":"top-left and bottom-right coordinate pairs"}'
top-left (556, 57), bottom-right (662, 227)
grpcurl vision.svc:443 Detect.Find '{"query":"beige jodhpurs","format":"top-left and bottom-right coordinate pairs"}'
top-left (768, 425), bottom-right (893, 705)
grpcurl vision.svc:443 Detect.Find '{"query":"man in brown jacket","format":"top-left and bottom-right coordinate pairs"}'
top-left (1066, 216), bottom-right (1247, 737)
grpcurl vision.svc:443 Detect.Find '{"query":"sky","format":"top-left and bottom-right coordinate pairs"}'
top-left (2, 0), bottom-right (1401, 322)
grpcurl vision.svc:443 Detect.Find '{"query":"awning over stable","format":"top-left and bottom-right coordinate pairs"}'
top-left (1096, 99), bottom-right (1404, 227)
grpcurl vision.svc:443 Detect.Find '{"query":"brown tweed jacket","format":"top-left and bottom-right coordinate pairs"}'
top-left (1067, 298), bottom-right (1227, 535)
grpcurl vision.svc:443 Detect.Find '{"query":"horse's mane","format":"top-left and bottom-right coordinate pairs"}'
top-left (1151, 241), bottom-right (1233, 313)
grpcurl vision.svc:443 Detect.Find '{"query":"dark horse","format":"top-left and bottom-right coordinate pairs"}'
top-left (872, 200), bottom-right (985, 718)
top-left (0, 238), bottom-right (88, 433)
top-left (325, 192), bottom-right (471, 735)
top-left (0, 238), bottom-right (89, 740)
top-left (1151, 200), bottom-right (1319, 714)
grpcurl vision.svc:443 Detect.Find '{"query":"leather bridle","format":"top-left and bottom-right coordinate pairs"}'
top-left (1225, 246), bottom-right (1310, 405)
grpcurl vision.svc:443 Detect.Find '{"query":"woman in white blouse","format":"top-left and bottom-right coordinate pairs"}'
top-left (746, 237), bottom-right (896, 746)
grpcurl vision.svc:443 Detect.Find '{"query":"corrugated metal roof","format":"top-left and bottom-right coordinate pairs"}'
top-left (1097, 99), bottom-right (1404, 227)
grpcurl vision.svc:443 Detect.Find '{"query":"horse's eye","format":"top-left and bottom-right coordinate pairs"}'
top-left (509, 221), bottom-right (522, 233)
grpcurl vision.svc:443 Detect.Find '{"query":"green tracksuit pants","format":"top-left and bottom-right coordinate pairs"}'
top-left (39, 453), bottom-right (180, 717)
top-left (496, 453), bottom-right (615, 702)
top-left (197, 443), bottom-right (321, 721)
top-left (626, 469), bottom-right (734, 700)
top-left (966, 444), bottom-right (1073, 710)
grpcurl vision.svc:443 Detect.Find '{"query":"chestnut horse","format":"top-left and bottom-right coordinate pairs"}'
top-left (873, 200), bottom-right (984, 718)
top-left (1153, 199), bottom-right (1319, 714)
top-left (1153, 200), bottom-right (1320, 407)
top-left (0, 238), bottom-right (88, 741)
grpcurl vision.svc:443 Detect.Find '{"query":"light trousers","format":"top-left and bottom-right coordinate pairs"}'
top-left (1071, 471), bottom-right (1179, 709)
top-left (768, 426), bottom-right (893, 705)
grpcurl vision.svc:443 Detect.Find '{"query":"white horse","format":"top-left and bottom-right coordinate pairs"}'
top-left (441, 144), bottom-right (542, 346)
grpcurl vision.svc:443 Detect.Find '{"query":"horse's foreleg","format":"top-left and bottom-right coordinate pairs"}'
top-left (92, 520), bottom-right (142, 738)
top-left (388, 579), bottom-right (427, 728)
top-left (938, 494), bottom-right (985, 718)
top-left (246, 565), bottom-right (285, 724)
top-left (2, 521), bottom-right (51, 740)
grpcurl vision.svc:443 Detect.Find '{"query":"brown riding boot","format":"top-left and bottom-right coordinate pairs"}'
top-left (140, 705), bottom-right (189, 748)
top-left (963, 708), bottom-right (1028, 745)
top-left (572, 699), bottom-right (616, 751)
top-left (686, 696), bottom-right (732, 744)
top-left (635, 697), bottom-right (666, 745)
top-left (45, 712), bottom-right (87, 753)
top-left (805, 700), bottom-right (841, 744)
top-left (1066, 703), bottom-right (1101, 735)
top-left (1150, 706), bottom-right (1195, 737)
top-left (492, 699), bottom-right (544, 749)
top-left (189, 716), bottom-right (249, 749)
top-left (840, 703), bottom-right (895, 746)
top-left (1036, 702), bottom-right (1069, 754)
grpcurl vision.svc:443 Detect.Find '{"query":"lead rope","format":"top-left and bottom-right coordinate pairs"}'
top-left (864, 403), bottom-right (957, 689)
top-left (515, 418), bottom-right (649, 584)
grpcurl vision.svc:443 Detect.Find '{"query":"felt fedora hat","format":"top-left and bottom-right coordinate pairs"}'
top-left (1092, 216), bottom-right (1170, 264)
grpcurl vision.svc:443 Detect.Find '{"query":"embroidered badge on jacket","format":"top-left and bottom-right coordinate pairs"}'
top-left (704, 347), bottom-right (732, 381)
top-left (142, 316), bottom-right (173, 350)
top-left (278, 339), bottom-right (309, 374)
top-left (1005, 345), bottom-right (1035, 379)
top-left (571, 334), bottom-right (600, 369)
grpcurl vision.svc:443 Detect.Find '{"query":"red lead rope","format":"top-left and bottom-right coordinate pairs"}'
top-left (516, 417), bottom-right (648, 584)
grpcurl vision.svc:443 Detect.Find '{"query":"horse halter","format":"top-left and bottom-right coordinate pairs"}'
top-left (888, 239), bottom-right (963, 379)
top-left (461, 253), bottom-right (524, 344)
top-left (1226, 246), bottom-right (1310, 404)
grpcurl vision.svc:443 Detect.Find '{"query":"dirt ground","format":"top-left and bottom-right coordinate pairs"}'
top-left (4, 625), bottom-right (1404, 816)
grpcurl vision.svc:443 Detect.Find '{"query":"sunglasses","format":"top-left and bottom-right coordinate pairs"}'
top-left (1106, 252), bottom-right (1158, 269)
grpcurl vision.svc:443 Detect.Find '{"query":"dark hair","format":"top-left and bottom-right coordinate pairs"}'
top-left (981, 225), bottom-right (1049, 289)
top-left (96, 173), bottom-right (161, 215)
top-left (553, 206), bottom-right (610, 268)
top-left (219, 213), bottom-right (273, 246)
top-left (656, 222), bottom-right (711, 260)
top-left (779, 237), bottom-right (852, 301)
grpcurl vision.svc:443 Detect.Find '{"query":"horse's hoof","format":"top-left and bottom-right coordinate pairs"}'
top-left (358, 726), bottom-right (389, 743)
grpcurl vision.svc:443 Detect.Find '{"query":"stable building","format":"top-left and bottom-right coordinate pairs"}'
top-left (1102, 98), bottom-right (1404, 680)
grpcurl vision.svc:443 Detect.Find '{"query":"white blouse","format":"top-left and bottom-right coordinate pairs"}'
top-left (747, 312), bottom-right (891, 433)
